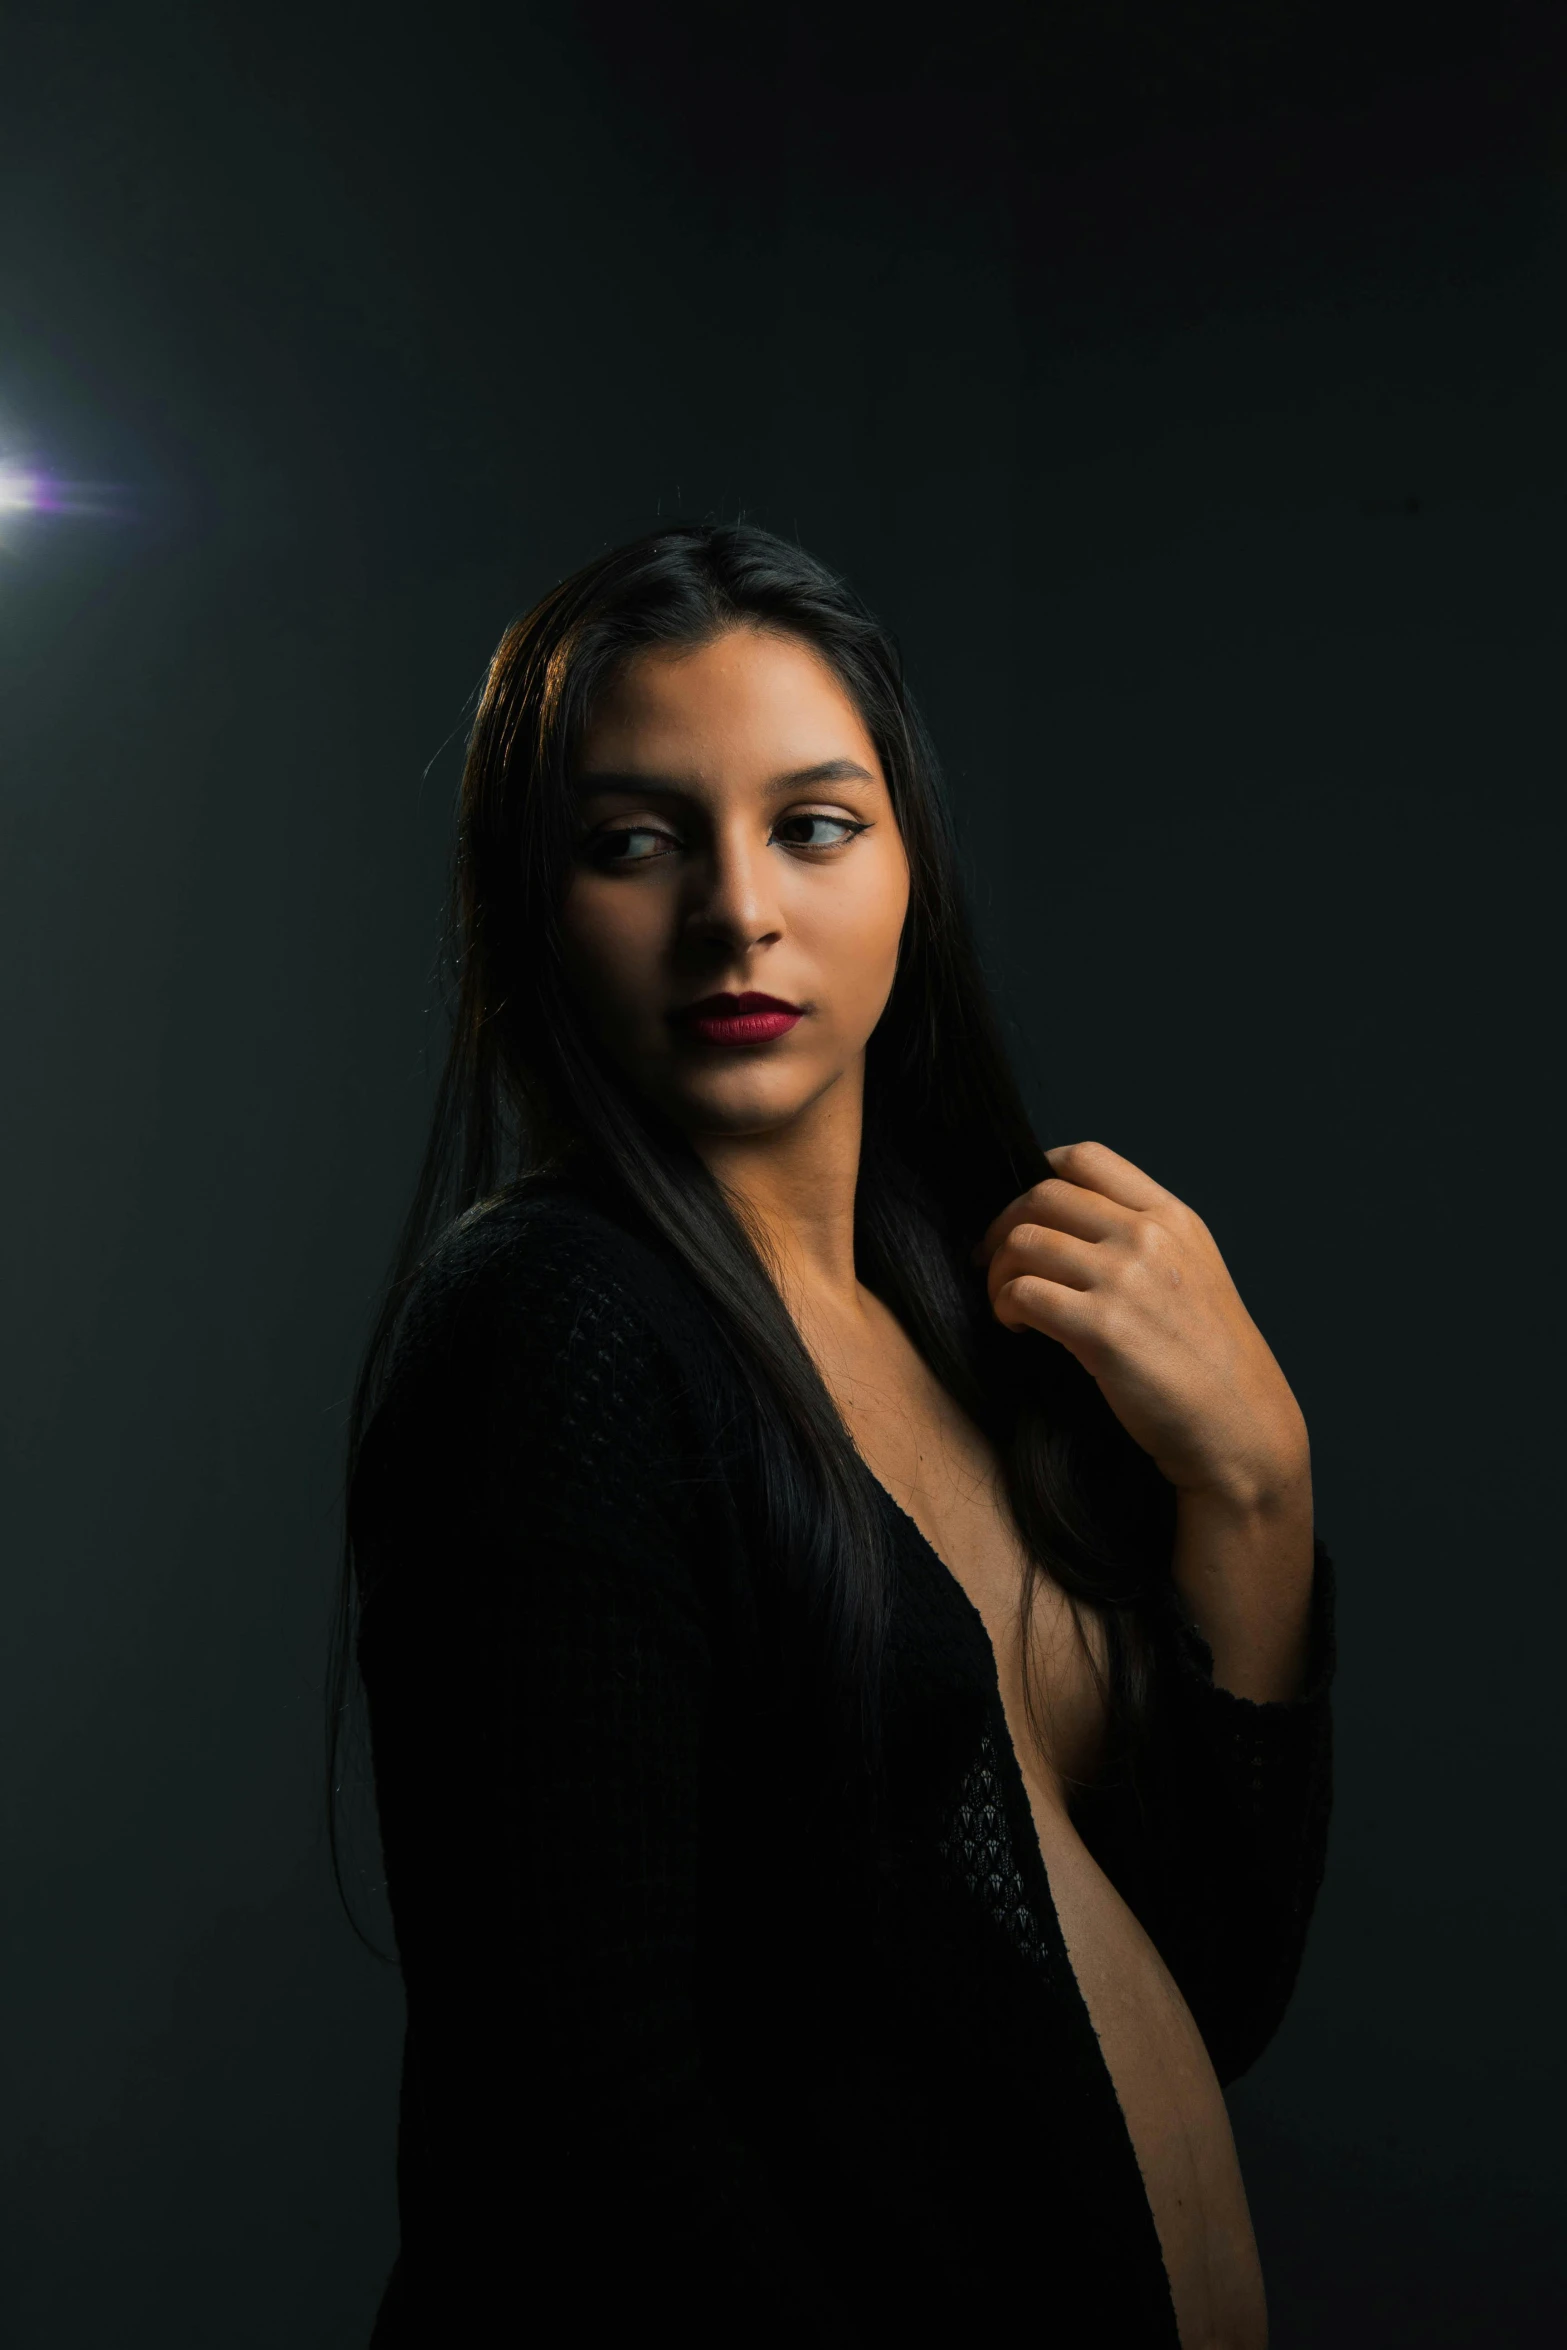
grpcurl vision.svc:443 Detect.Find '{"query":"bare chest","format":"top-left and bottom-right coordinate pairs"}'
top-left (803, 1298), bottom-right (1110, 1797)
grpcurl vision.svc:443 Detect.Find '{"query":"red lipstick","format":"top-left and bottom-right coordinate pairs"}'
top-left (677, 991), bottom-right (804, 1047)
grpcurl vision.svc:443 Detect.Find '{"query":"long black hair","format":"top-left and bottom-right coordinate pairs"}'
top-left (327, 521), bottom-right (1173, 1932)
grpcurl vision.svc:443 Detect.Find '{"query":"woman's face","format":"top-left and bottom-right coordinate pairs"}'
top-left (559, 626), bottom-right (911, 1143)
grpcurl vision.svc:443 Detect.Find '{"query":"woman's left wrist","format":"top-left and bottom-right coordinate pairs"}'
top-left (1175, 1460), bottom-right (1312, 1526)
top-left (1174, 1411), bottom-right (1312, 1522)
top-left (1169, 1460), bottom-right (1316, 1700)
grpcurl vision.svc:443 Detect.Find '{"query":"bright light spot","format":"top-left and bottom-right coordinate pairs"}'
top-left (0, 465), bottom-right (44, 513)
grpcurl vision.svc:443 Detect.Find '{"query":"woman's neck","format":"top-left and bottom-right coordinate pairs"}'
top-left (691, 1059), bottom-right (866, 1324)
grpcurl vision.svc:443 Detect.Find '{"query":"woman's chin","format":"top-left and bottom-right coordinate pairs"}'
top-left (659, 1065), bottom-right (831, 1142)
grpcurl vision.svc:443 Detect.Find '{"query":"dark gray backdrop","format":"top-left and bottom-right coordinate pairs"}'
top-left (4, 4), bottom-right (1563, 2342)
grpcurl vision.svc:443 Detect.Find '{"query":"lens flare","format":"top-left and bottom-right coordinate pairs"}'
top-left (0, 459), bottom-right (126, 524)
top-left (0, 465), bottom-right (46, 512)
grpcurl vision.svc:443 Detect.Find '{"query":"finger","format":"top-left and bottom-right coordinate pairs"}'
top-left (987, 1222), bottom-right (1099, 1304)
top-left (972, 1173), bottom-right (1131, 1265)
top-left (1018, 1181), bottom-right (1132, 1245)
top-left (993, 1273), bottom-right (1100, 1349)
top-left (1043, 1140), bottom-right (1172, 1215)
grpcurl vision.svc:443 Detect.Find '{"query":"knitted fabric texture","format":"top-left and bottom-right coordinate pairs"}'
top-left (351, 1183), bottom-right (1336, 2347)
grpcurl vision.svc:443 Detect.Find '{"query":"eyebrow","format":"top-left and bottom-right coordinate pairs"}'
top-left (573, 758), bottom-right (877, 797)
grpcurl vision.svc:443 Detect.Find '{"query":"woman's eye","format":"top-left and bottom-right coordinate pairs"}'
top-left (589, 825), bottom-right (678, 867)
top-left (774, 814), bottom-right (868, 850)
top-left (585, 813), bottom-right (867, 866)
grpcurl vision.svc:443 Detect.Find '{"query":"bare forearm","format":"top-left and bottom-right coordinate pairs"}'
top-left (1171, 1469), bottom-right (1316, 1704)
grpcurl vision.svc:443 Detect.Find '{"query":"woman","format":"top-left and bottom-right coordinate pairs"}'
top-left (341, 522), bottom-right (1334, 2347)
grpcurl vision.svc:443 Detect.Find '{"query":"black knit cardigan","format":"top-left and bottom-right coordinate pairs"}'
top-left (349, 1180), bottom-right (1336, 2348)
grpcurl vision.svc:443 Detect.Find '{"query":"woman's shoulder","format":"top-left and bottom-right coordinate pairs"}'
top-left (350, 1178), bottom-right (741, 1602)
top-left (376, 1173), bottom-right (726, 1420)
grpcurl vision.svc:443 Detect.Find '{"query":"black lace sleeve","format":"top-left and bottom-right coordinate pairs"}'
top-left (351, 1200), bottom-right (866, 2344)
top-left (1072, 1538), bottom-right (1338, 2086)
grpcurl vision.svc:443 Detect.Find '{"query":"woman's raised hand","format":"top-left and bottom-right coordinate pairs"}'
top-left (972, 1141), bottom-right (1309, 1515)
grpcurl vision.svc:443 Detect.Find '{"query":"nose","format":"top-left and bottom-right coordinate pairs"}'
top-left (679, 817), bottom-right (784, 959)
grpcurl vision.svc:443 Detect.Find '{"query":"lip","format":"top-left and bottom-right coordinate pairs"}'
top-left (674, 991), bottom-right (805, 1047)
